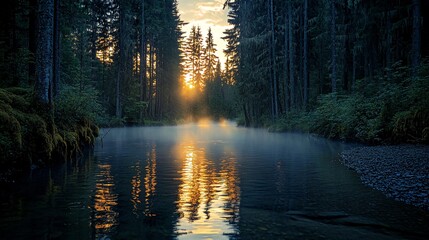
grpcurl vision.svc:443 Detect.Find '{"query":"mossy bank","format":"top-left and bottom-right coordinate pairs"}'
top-left (0, 87), bottom-right (99, 173)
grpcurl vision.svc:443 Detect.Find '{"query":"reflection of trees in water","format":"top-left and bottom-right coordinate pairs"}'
top-left (92, 163), bottom-right (118, 238)
top-left (175, 141), bottom-right (240, 237)
top-left (129, 144), bottom-right (158, 221)
top-left (203, 160), bottom-right (216, 220)
top-left (220, 157), bottom-right (240, 224)
top-left (130, 160), bottom-right (142, 217)
top-left (144, 144), bottom-right (157, 218)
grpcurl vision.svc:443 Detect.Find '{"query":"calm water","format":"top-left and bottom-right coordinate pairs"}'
top-left (1, 121), bottom-right (428, 239)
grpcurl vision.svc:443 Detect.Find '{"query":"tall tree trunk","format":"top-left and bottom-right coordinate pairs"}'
top-left (343, 5), bottom-right (351, 91)
top-left (53, 0), bottom-right (60, 99)
top-left (411, 0), bottom-right (421, 79)
top-left (116, 1), bottom-right (126, 118)
top-left (318, 40), bottom-right (323, 94)
top-left (330, 0), bottom-right (337, 93)
top-left (303, 0), bottom-right (308, 108)
top-left (299, 5), bottom-right (304, 107)
top-left (386, 3), bottom-right (393, 81)
top-left (79, 30), bottom-right (84, 91)
top-left (90, 3), bottom-right (97, 87)
top-left (148, 40), bottom-right (154, 118)
top-left (35, 0), bottom-right (54, 106)
top-left (270, 0), bottom-right (278, 119)
top-left (116, 71), bottom-right (121, 118)
top-left (29, 0), bottom-right (37, 85)
top-left (156, 49), bottom-right (161, 120)
top-left (288, 0), bottom-right (295, 109)
top-left (11, 2), bottom-right (18, 85)
top-left (139, 0), bottom-right (146, 123)
top-left (283, 10), bottom-right (289, 113)
top-left (243, 104), bottom-right (250, 127)
top-left (352, 47), bottom-right (356, 90)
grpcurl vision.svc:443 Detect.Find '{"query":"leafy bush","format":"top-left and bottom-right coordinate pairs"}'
top-left (273, 61), bottom-right (429, 144)
top-left (55, 84), bottom-right (105, 126)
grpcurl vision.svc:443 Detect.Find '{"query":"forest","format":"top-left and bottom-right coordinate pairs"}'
top-left (223, 0), bottom-right (428, 144)
top-left (0, 0), bottom-right (428, 168)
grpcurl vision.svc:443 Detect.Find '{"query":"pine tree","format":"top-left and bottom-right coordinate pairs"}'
top-left (222, 0), bottom-right (239, 85)
top-left (204, 28), bottom-right (217, 82)
top-left (184, 26), bottom-right (204, 91)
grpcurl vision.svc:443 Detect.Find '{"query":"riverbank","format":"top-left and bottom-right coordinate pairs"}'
top-left (0, 87), bottom-right (98, 179)
top-left (341, 145), bottom-right (429, 211)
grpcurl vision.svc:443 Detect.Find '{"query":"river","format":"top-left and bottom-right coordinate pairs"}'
top-left (1, 121), bottom-right (428, 239)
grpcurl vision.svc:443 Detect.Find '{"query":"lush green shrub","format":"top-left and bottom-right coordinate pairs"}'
top-left (55, 84), bottom-right (105, 126)
top-left (273, 61), bottom-right (429, 144)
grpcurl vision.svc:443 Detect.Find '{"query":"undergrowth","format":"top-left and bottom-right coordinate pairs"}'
top-left (0, 86), bottom-right (100, 169)
top-left (271, 62), bottom-right (429, 144)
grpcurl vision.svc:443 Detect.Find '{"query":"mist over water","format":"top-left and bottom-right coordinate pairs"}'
top-left (1, 121), bottom-right (428, 239)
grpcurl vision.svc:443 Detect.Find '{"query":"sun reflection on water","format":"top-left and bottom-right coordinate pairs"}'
top-left (92, 163), bottom-right (119, 238)
top-left (130, 161), bottom-right (142, 216)
top-left (144, 144), bottom-right (157, 218)
top-left (175, 141), bottom-right (240, 239)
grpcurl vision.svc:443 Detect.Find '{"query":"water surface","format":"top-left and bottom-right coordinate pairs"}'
top-left (1, 122), bottom-right (428, 239)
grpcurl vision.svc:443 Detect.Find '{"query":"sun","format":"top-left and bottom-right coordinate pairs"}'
top-left (184, 72), bottom-right (195, 89)
top-left (181, 73), bottom-right (198, 101)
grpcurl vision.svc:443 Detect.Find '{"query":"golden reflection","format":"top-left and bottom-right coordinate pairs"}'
top-left (93, 164), bottom-right (118, 236)
top-left (144, 145), bottom-right (157, 217)
top-left (220, 157), bottom-right (240, 224)
top-left (130, 161), bottom-right (142, 217)
top-left (175, 141), bottom-right (240, 238)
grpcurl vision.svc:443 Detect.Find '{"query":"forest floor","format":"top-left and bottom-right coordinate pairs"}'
top-left (341, 145), bottom-right (429, 211)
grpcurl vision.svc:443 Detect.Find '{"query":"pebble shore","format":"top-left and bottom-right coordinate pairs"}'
top-left (341, 145), bottom-right (429, 211)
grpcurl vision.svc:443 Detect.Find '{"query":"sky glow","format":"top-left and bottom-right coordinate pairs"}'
top-left (178, 0), bottom-right (229, 68)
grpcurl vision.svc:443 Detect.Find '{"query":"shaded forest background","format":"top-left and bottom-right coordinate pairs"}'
top-left (222, 0), bottom-right (428, 144)
top-left (1, 0), bottom-right (183, 126)
top-left (0, 0), bottom-right (185, 167)
top-left (0, 0), bottom-right (428, 168)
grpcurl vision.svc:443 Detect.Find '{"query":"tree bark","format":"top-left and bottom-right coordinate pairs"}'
top-left (386, 3), bottom-right (393, 81)
top-left (35, 0), bottom-right (54, 106)
top-left (288, 0), bottom-right (295, 109)
top-left (284, 10), bottom-right (289, 113)
top-left (139, 0), bottom-right (146, 123)
top-left (343, 4), bottom-right (351, 91)
top-left (148, 40), bottom-right (154, 118)
top-left (303, 0), bottom-right (308, 108)
top-left (53, 0), bottom-right (60, 99)
top-left (270, 0), bottom-right (278, 118)
top-left (412, 0), bottom-right (421, 79)
top-left (116, 1), bottom-right (126, 118)
top-left (330, 0), bottom-right (337, 93)
top-left (29, 0), bottom-right (37, 85)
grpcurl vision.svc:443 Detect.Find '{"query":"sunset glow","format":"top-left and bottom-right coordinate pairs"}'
top-left (178, 0), bottom-right (228, 66)
top-left (184, 72), bottom-right (195, 89)
top-left (178, 0), bottom-right (229, 91)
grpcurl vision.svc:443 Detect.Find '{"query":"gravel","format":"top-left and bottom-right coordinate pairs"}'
top-left (341, 145), bottom-right (429, 211)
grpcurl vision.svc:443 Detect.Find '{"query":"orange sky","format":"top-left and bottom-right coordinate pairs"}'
top-left (177, 0), bottom-right (229, 68)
